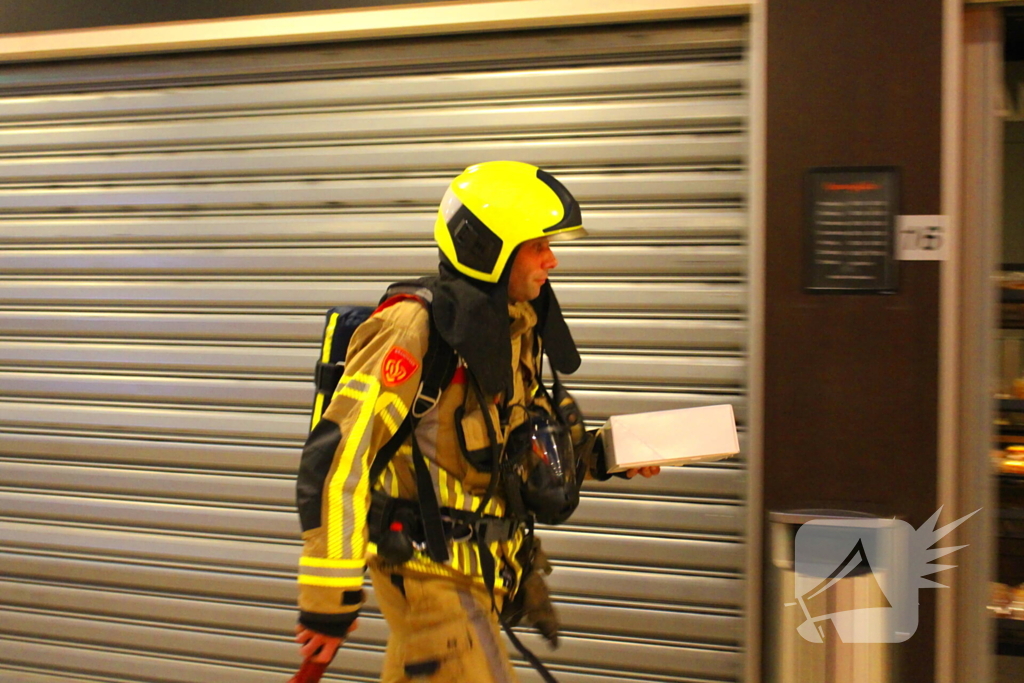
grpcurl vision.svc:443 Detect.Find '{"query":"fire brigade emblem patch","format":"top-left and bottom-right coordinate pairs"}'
top-left (381, 346), bottom-right (419, 387)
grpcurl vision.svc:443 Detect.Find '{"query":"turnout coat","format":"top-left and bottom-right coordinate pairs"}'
top-left (296, 297), bottom-right (549, 636)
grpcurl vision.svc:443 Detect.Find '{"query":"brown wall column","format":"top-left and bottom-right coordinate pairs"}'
top-left (763, 1), bottom-right (943, 680)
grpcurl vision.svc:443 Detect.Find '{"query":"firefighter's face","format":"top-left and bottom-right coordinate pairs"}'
top-left (508, 237), bottom-right (558, 302)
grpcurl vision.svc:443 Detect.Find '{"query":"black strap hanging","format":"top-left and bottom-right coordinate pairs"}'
top-left (503, 624), bottom-right (560, 683)
top-left (411, 435), bottom-right (450, 564)
top-left (369, 418), bottom-right (410, 484)
top-left (468, 375), bottom-right (503, 518)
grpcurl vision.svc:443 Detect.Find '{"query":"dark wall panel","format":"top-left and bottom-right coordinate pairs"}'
top-left (764, 1), bottom-right (942, 681)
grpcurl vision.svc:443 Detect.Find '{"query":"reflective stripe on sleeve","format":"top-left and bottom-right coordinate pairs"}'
top-left (297, 574), bottom-right (365, 588)
top-left (374, 393), bottom-right (408, 436)
top-left (327, 372), bottom-right (380, 559)
top-left (297, 556), bottom-right (365, 587)
top-left (337, 377), bottom-right (371, 398)
top-left (298, 566), bottom-right (363, 580)
top-left (299, 557), bottom-right (364, 569)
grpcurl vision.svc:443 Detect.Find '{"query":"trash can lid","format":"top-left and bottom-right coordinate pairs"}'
top-left (769, 509), bottom-right (886, 525)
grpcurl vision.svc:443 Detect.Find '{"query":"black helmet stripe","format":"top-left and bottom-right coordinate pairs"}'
top-left (536, 169), bottom-right (583, 233)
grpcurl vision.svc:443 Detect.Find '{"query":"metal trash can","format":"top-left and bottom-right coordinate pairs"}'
top-left (766, 510), bottom-right (907, 683)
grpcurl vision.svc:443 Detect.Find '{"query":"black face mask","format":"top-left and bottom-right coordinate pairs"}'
top-left (506, 406), bottom-right (583, 525)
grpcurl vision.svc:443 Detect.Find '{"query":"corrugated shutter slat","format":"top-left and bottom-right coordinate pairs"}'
top-left (0, 18), bottom-right (750, 683)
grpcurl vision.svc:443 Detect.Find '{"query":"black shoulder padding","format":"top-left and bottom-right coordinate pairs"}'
top-left (297, 417), bottom-right (342, 531)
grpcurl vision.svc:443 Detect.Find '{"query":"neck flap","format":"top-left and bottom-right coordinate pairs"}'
top-left (401, 253), bottom-right (580, 395)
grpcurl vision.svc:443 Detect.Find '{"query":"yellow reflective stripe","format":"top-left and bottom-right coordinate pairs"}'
top-left (350, 375), bottom-right (381, 560)
top-left (311, 392), bottom-right (325, 430)
top-left (469, 544), bottom-right (481, 577)
top-left (448, 469), bottom-right (466, 511)
top-left (321, 312), bottom-right (339, 364)
top-left (400, 544), bottom-right (514, 593)
top-left (339, 384), bottom-right (367, 401)
top-left (387, 461), bottom-right (400, 497)
top-left (312, 310), bottom-right (341, 430)
top-left (489, 540), bottom-right (502, 586)
top-left (449, 537), bottom-right (461, 573)
top-left (483, 496), bottom-right (503, 517)
top-left (376, 396), bottom-right (399, 434)
top-left (405, 557), bottom-right (454, 577)
top-left (467, 539), bottom-right (479, 576)
top-left (326, 372), bottom-right (380, 558)
top-left (437, 467), bottom-right (450, 508)
top-left (453, 485), bottom-right (465, 511)
top-left (380, 393), bottom-right (408, 417)
top-left (298, 574), bottom-right (364, 588)
top-left (374, 393), bottom-right (409, 436)
top-left (300, 556), bottom-right (365, 569)
top-left (351, 459), bottom-right (375, 560)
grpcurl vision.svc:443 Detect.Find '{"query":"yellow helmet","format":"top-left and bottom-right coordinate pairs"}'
top-left (434, 161), bottom-right (587, 282)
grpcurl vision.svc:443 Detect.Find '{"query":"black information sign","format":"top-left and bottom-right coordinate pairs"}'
top-left (805, 167), bottom-right (899, 293)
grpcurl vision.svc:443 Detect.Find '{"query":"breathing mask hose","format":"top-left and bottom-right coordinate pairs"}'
top-left (502, 624), bottom-right (560, 683)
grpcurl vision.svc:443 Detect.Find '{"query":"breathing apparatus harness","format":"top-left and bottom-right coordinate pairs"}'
top-left (313, 282), bottom-right (584, 564)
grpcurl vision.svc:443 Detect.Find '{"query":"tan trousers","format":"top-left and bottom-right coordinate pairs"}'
top-left (370, 565), bottom-right (520, 683)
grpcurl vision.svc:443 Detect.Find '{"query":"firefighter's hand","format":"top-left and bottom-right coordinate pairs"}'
top-left (295, 621), bottom-right (357, 664)
top-left (625, 466), bottom-right (661, 478)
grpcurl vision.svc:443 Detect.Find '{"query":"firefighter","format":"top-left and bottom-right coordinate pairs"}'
top-left (295, 161), bottom-right (658, 682)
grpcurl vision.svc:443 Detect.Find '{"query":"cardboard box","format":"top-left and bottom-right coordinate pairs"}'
top-left (601, 404), bottom-right (740, 473)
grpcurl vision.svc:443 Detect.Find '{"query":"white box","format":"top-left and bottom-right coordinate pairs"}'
top-left (602, 404), bottom-right (740, 473)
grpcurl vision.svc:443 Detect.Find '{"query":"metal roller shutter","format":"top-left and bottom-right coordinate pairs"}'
top-left (0, 19), bottom-right (751, 683)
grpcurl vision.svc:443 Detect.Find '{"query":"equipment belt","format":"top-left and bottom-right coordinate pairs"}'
top-left (442, 507), bottom-right (518, 545)
top-left (368, 492), bottom-right (519, 547)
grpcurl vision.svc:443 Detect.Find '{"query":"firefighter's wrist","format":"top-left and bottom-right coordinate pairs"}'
top-left (298, 604), bottom-right (361, 638)
top-left (587, 430), bottom-right (629, 481)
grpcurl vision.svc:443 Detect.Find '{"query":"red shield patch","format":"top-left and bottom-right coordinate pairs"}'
top-left (381, 346), bottom-right (419, 387)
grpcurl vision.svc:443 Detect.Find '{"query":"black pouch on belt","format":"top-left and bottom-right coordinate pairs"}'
top-left (368, 491), bottom-right (421, 565)
top-left (500, 533), bottom-right (560, 647)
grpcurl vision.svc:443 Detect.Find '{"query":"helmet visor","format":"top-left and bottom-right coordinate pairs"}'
top-left (547, 226), bottom-right (588, 242)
